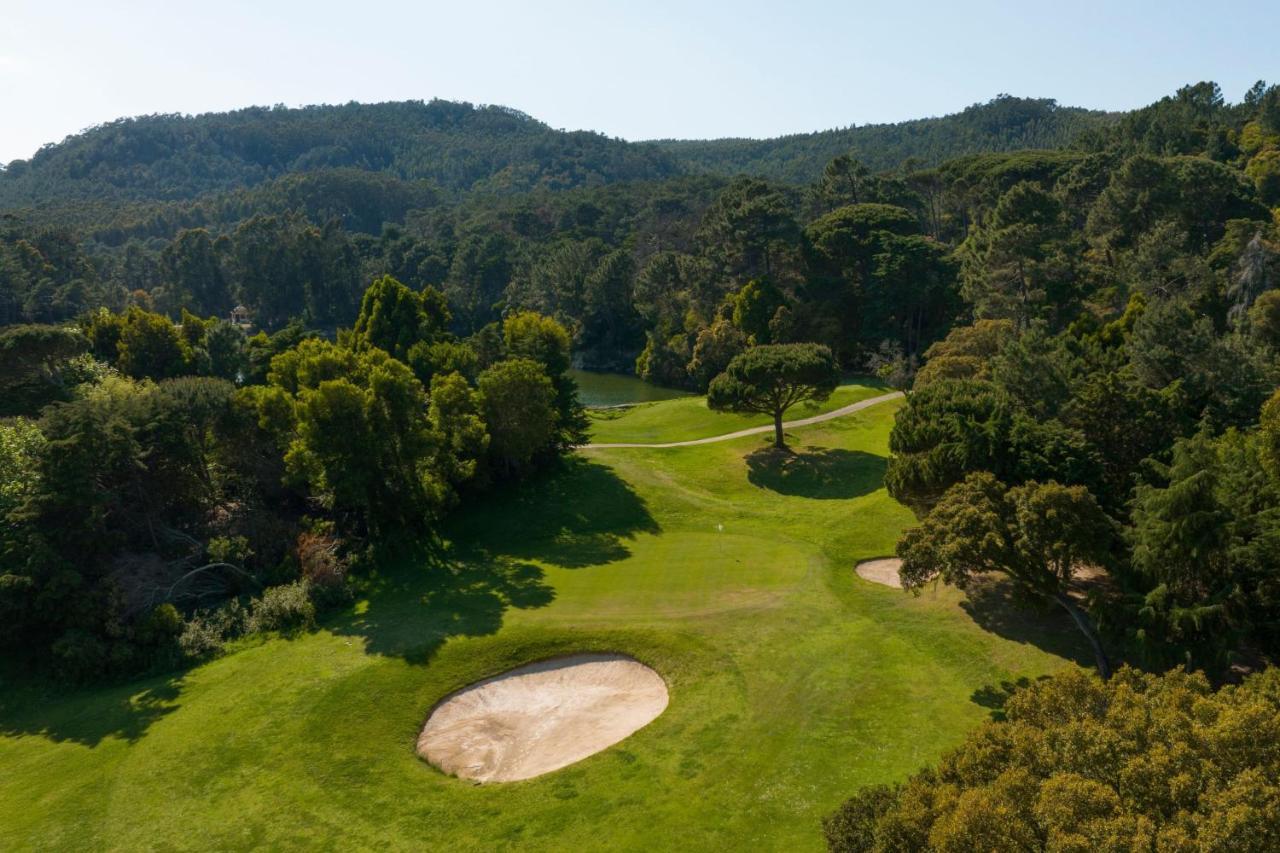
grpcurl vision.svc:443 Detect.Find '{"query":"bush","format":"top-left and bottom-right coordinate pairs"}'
top-left (178, 600), bottom-right (247, 662)
top-left (296, 532), bottom-right (353, 609)
top-left (247, 581), bottom-right (315, 634)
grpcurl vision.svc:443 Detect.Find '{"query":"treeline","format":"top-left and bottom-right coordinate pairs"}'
top-left (0, 278), bottom-right (585, 678)
top-left (825, 81), bottom-right (1280, 851)
top-left (0, 99), bottom-right (680, 205)
top-left (652, 95), bottom-right (1115, 182)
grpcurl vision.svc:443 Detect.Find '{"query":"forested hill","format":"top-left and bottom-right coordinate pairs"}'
top-left (652, 96), bottom-right (1117, 182)
top-left (0, 99), bottom-right (682, 205)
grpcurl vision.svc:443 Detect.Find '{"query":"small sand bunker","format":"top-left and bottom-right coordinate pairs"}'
top-left (417, 653), bottom-right (669, 782)
top-left (855, 557), bottom-right (903, 588)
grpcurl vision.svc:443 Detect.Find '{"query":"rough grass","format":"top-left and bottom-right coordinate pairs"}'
top-left (586, 379), bottom-right (887, 444)
top-left (0, 396), bottom-right (1089, 851)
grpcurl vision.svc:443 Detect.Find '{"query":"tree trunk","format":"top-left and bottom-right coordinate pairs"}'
top-left (1053, 592), bottom-right (1111, 680)
top-left (773, 410), bottom-right (785, 449)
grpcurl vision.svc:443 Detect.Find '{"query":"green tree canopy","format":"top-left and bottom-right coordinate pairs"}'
top-left (897, 472), bottom-right (1115, 677)
top-left (825, 666), bottom-right (1280, 853)
top-left (706, 343), bottom-right (839, 448)
top-left (351, 275), bottom-right (450, 362)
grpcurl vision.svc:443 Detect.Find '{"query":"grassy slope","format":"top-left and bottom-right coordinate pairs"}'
top-left (587, 381), bottom-right (887, 444)
top-left (0, 398), bottom-right (1087, 851)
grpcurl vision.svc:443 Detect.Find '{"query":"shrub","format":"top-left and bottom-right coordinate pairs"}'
top-left (247, 581), bottom-right (315, 634)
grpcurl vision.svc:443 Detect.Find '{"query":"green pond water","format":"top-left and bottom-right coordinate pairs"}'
top-left (567, 369), bottom-right (693, 407)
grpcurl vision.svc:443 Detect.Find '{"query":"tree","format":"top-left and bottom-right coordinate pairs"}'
top-left (267, 341), bottom-right (444, 536)
top-left (732, 278), bottom-right (787, 343)
top-left (697, 177), bottom-right (800, 284)
top-left (912, 319), bottom-right (1013, 389)
top-left (1248, 289), bottom-right (1280, 349)
top-left (1129, 427), bottom-right (1280, 671)
top-left (825, 667), bottom-right (1280, 853)
top-left (706, 343), bottom-right (840, 448)
top-left (116, 307), bottom-right (189, 380)
top-left (160, 228), bottom-right (230, 317)
top-left (427, 371), bottom-right (489, 494)
top-left (884, 379), bottom-right (1009, 512)
top-left (897, 472), bottom-right (1115, 677)
top-left (476, 358), bottom-right (557, 475)
top-left (502, 311), bottom-right (587, 447)
top-left (686, 319), bottom-right (747, 391)
top-left (960, 181), bottom-right (1079, 328)
top-left (0, 324), bottom-right (90, 416)
top-left (351, 275), bottom-right (449, 362)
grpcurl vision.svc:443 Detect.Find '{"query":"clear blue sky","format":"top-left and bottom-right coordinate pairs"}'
top-left (2, 0), bottom-right (1277, 164)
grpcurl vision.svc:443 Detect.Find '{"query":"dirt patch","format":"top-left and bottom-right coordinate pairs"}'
top-left (417, 653), bottom-right (669, 783)
top-left (855, 557), bottom-right (903, 588)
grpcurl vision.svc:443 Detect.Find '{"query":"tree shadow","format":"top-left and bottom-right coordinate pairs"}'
top-left (745, 446), bottom-right (887, 500)
top-left (330, 457), bottom-right (658, 663)
top-left (0, 670), bottom-right (185, 747)
top-left (970, 675), bottom-right (1051, 721)
top-left (959, 576), bottom-right (1094, 668)
top-left (447, 456), bottom-right (660, 568)
top-left (0, 459), bottom-right (657, 743)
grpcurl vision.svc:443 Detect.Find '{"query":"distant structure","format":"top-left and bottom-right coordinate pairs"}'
top-left (229, 305), bottom-right (252, 329)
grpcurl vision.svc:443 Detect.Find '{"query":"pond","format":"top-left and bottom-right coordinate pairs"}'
top-left (568, 369), bottom-right (693, 408)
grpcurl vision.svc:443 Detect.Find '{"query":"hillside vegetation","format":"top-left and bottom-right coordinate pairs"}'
top-left (652, 95), bottom-right (1116, 182)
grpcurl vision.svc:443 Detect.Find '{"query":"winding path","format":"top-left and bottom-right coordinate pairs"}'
top-left (582, 391), bottom-right (904, 449)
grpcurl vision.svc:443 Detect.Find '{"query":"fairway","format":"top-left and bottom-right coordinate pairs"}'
top-left (0, 389), bottom-right (1088, 851)
top-left (586, 379), bottom-right (887, 444)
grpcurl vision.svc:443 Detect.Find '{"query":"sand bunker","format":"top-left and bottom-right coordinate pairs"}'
top-left (855, 557), bottom-right (903, 588)
top-left (416, 653), bottom-right (669, 782)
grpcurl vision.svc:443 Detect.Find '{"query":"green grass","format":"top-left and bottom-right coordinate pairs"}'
top-left (587, 379), bottom-right (888, 444)
top-left (0, 395), bottom-right (1088, 851)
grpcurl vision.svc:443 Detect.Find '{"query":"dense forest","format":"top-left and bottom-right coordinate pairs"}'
top-left (5, 77), bottom-right (1280, 846)
top-left (652, 95), bottom-right (1116, 182)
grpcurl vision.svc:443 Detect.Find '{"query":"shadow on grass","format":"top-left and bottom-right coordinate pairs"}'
top-left (0, 670), bottom-right (185, 747)
top-left (330, 456), bottom-right (658, 663)
top-left (745, 446), bottom-right (886, 500)
top-left (960, 576), bottom-right (1094, 668)
top-left (0, 459), bottom-right (657, 744)
top-left (970, 676), bottom-right (1055, 721)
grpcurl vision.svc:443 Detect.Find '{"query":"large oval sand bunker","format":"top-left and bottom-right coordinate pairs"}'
top-left (417, 653), bottom-right (669, 782)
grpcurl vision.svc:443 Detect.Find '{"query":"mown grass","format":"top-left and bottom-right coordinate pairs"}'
top-left (586, 379), bottom-right (887, 444)
top-left (0, 395), bottom-right (1088, 851)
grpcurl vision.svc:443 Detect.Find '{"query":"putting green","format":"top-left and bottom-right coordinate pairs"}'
top-left (0, 393), bottom-right (1088, 851)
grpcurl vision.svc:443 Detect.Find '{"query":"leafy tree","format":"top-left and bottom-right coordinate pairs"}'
top-left (159, 228), bottom-right (231, 317)
top-left (960, 181), bottom-right (1079, 328)
top-left (427, 371), bottom-right (489, 494)
top-left (885, 379), bottom-right (1009, 512)
top-left (502, 311), bottom-right (587, 447)
top-left (897, 472), bottom-right (1115, 677)
top-left (116, 307), bottom-right (189, 380)
top-left (697, 177), bottom-right (800, 284)
top-left (1129, 427), bottom-right (1280, 671)
top-left (476, 358), bottom-right (557, 475)
top-left (1244, 286), bottom-right (1280, 348)
top-left (267, 341), bottom-right (444, 536)
top-left (351, 275), bottom-right (449, 362)
top-left (204, 319), bottom-right (248, 382)
top-left (0, 324), bottom-right (90, 416)
top-left (825, 667), bottom-right (1280, 852)
top-left (912, 320), bottom-right (1013, 389)
top-left (732, 278), bottom-right (787, 343)
top-left (686, 319), bottom-right (747, 391)
top-left (706, 343), bottom-right (839, 448)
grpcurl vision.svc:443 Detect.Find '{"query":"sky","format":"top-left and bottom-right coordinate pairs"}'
top-left (1, 0), bottom-right (1278, 164)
